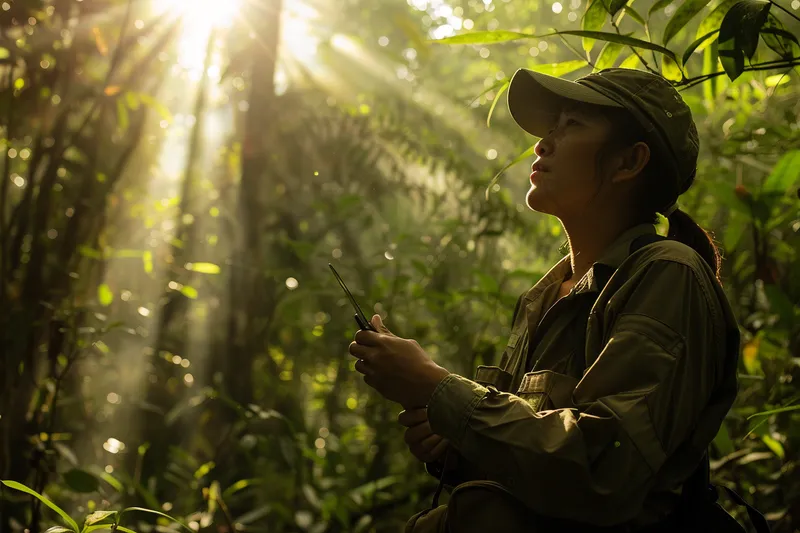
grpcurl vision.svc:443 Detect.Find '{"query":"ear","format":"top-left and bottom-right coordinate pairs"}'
top-left (610, 141), bottom-right (650, 184)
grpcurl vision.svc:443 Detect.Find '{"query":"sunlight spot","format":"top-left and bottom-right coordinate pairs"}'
top-left (568, 11), bottom-right (578, 21)
top-left (47, 229), bottom-right (58, 239)
top-left (65, 207), bottom-right (74, 217)
top-left (7, 149), bottom-right (16, 159)
top-left (105, 465), bottom-right (114, 473)
top-left (163, 503), bottom-right (173, 511)
top-left (135, 19), bottom-right (144, 29)
top-left (384, 251), bottom-right (395, 260)
top-left (238, 101), bottom-right (249, 112)
top-left (539, 41), bottom-right (549, 51)
top-left (181, 358), bottom-right (190, 368)
top-left (189, 521), bottom-right (200, 532)
top-left (431, 24), bottom-right (455, 40)
top-left (13, 175), bottom-right (25, 187)
top-left (103, 438), bottom-right (125, 454)
top-left (378, 36), bottom-right (389, 46)
top-left (792, 0), bottom-right (799, 8)
top-left (138, 306), bottom-right (151, 317)
top-left (332, 248), bottom-right (342, 258)
top-left (20, 148), bottom-right (30, 159)
top-left (315, 438), bottom-right (325, 449)
top-left (285, 277), bottom-right (299, 290)
top-left (486, 149), bottom-right (498, 160)
top-left (552, 2), bottom-right (563, 13)
top-left (172, 355), bottom-right (182, 364)
top-left (121, 290), bottom-right (131, 301)
top-left (463, 18), bottom-right (474, 29)
top-left (480, 48), bottom-right (490, 58)
top-left (184, 374), bottom-right (194, 385)
top-left (1, 3), bottom-right (9, 11)
top-left (106, 392), bottom-right (121, 404)
top-left (346, 397), bottom-right (357, 409)
top-left (315, 448), bottom-right (326, 458)
top-left (319, 427), bottom-right (329, 438)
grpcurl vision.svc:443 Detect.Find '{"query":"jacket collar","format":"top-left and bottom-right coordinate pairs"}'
top-left (576, 223), bottom-right (658, 294)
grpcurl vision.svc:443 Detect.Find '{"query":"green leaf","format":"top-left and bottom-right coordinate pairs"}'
top-left (718, 0), bottom-right (771, 80)
top-left (45, 528), bottom-right (74, 533)
top-left (648, 0), bottom-right (677, 21)
top-left (1, 480), bottom-right (79, 532)
top-left (553, 31), bottom-right (678, 61)
top-left (486, 80), bottom-right (509, 127)
top-left (186, 262), bottom-right (220, 274)
top-left (747, 404), bottom-right (800, 419)
top-left (97, 284), bottom-right (114, 307)
top-left (712, 422), bottom-right (735, 456)
top-left (222, 478), bottom-right (264, 500)
top-left (116, 98), bottom-right (129, 131)
top-left (682, 30), bottom-right (719, 65)
top-left (762, 150), bottom-right (800, 193)
top-left (663, 0), bottom-right (714, 45)
top-left (596, 38), bottom-right (629, 70)
top-left (527, 59), bottom-right (587, 77)
top-left (696, 0), bottom-right (739, 48)
top-left (84, 511), bottom-right (118, 529)
top-left (85, 526), bottom-right (136, 533)
top-left (760, 434), bottom-right (785, 459)
top-left (620, 5), bottom-right (647, 26)
top-left (582, 0), bottom-right (609, 52)
top-left (180, 285), bottom-right (198, 299)
top-left (608, 0), bottom-right (628, 17)
top-left (661, 54), bottom-right (684, 81)
top-left (0, 47), bottom-right (9, 59)
top-left (193, 461), bottom-right (215, 479)
top-left (485, 144), bottom-right (538, 200)
top-left (430, 31), bottom-right (533, 45)
top-left (63, 469), bottom-right (99, 494)
top-left (468, 77), bottom-right (509, 107)
top-left (119, 508), bottom-right (192, 533)
top-left (760, 15), bottom-right (799, 58)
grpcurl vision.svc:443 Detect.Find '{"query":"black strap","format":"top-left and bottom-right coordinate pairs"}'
top-left (719, 485), bottom-right (772, 533)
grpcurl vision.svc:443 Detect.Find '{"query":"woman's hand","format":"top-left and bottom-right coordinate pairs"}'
top-left (398, 408), bottom-right (450, 463)
top-left (348, 315), bottom-right (450, 409)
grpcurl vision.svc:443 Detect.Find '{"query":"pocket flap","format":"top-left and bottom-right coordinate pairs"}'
top-left (475, 366), bottom-right (513, 392)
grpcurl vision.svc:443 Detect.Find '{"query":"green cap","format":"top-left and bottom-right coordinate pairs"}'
top-left (507, 67), bottom-right (699, 201)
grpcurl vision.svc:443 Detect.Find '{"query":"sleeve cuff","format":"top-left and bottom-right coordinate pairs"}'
top-left (427, 374), bottom-right (487, 447)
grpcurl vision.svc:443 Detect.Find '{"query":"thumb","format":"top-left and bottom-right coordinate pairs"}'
top-left (371, 314), bottom-right (394, 335)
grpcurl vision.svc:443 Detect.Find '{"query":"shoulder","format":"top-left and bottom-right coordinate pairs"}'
top-left (621, 238), bottom-right (718, 293)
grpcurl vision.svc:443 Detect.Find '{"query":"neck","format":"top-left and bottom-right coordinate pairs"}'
top-left (561, 213), bottom-right (637, 283)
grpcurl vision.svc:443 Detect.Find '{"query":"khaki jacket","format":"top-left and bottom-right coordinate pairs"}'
top-left (424, 223), bottom-right (740, 528)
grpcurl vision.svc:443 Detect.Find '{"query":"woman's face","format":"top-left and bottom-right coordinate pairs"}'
top-left (526, 104), bottom-right (618, 219)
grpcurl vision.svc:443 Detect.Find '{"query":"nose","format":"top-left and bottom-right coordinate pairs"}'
top-left (534, 137), bottom-right (551, 159)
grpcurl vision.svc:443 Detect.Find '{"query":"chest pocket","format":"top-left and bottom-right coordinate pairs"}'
top-left (516, 370), bottom-right (580, 412)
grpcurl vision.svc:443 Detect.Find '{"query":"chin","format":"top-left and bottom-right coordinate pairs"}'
top-left (526, 187), bottom-right (555, 215)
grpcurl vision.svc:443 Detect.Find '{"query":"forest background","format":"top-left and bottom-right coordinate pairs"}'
top-left (0, 0), bottom-right (799, 531)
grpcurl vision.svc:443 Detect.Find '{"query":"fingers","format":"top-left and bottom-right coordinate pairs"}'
top-left (404, 421), bottom-right (434, 446)
top-left (348, 341), bottom-right (377, 361)
top-left (398, 408), bottom-right (428, 427)
top-left (428, 438), bottom-right (450, 461)
top-left (353, 329), bottom-right (381, 346)
top-left (409, 433), bottom-right (448, 463)
top-left (354, 358), bottom-right (370, 376)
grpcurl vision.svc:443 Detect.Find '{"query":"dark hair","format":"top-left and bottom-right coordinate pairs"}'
top-left (592, 106), bottom-right (723, 283)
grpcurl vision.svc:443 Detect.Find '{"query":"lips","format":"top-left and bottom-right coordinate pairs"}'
top-left (531, 161), bottom-right (550, 173)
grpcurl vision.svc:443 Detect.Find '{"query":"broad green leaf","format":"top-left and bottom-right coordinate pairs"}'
top-left (608, 0), bottom-right (628, 17)
top-left (554, 31), bottom-right (678, 61)
top-left (619, 53), bottom-right (641, 68)
top-left (760, 15), bottom-right (798, 58)
top-left (45, 528), bottom-right (74, 533)
top-left (1, 480), bottom-right (79, 532)
top-left (713, 422), bottom-right (735, 456)
top-left (648, 0), bottom-right (677, 21)
top-left (528, 59), bottom-right (587, 77)
top-left (193, 461), bottom-right (215, 479)
top-left (431, 31), bottom-right (533, 45)
top-left (663, 0), bottom-right (714, 45)
top-left (596, 39), bottom-right (629, 70)
top-left (97, 284), bottom-right (114, 306)
top-left (486, 80), bottom-right (509, 127)
top-left (718, 0), bottom-right (771, 80)
top-left (119, 507), bottom-right (192, 533)
top-left (85, 526), bottom-right (136, 533)
top-left (661, 54), bottom-right (683, 81)
top-left (582, 0), bottom-right (609, 52)
top-left (485, 144), bottom-right (538, 200)
top-left (186, 262), bottom-right (220, 274)
top-left (180, 285), bottom-right (198, 299)
top-left (696, 0), bottom-right (738, 48)
top-left (63, 469), bottom-right (99, 494)
top-left (762, 150), bottom-right (800, 193)
top-left (760, 434), bottom-right (785, 459)
top-left (84, 511), bottom-right (118, 529)
top-left (682, 30), bottom-right (719, 65)
top-left (620, 5), bottom-right (647, 25)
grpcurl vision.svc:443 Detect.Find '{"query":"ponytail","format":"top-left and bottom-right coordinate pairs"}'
top-left (666, 208), bottom-right (722, 283)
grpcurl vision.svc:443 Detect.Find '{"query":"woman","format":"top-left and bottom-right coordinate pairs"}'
top-left (348, 68), bottom-right (766, 532)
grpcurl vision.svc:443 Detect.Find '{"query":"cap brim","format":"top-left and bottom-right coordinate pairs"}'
top-left (507, 68), bottom-right (624, 138)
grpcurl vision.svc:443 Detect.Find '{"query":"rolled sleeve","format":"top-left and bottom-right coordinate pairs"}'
top-left (420, 259), bottom-right (727, 526)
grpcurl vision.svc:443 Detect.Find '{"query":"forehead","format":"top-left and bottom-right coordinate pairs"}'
top-left (560, 101), bottom-right (608, 119)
